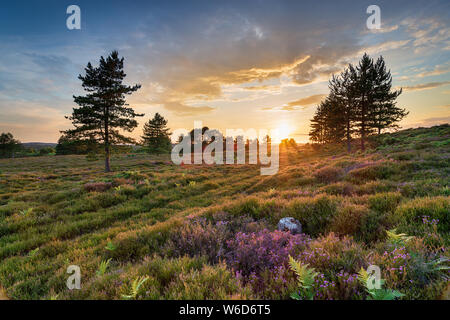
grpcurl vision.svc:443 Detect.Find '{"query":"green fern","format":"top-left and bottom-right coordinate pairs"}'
top-left (386, 229), bottom-right (413, 245)
top-left (104, 241), bottom-right (117, 251)
top-left (96, 258), bottom-right (112, 276)
top-left (19, 208), bottom-right (33, 216)
top-left (121, 276), bottom-right (149, 300)
top-left (288, 255), bottom-right (318, 300)
top-left (358, 267), bottom-right (404, 300)
top-left (424, 256), bottom-right (450, 273)
top-left (28, 247), bottom-right (39, 257)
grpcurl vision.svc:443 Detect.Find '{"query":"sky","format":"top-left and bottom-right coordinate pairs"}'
top-left (0, 0), bottom-right (449, 143)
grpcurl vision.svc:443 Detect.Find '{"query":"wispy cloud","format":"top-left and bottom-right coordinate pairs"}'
top-left (262, 93), bottom-right (326, 111)
top-left (416, 65), bottom-right (450, 77)
top-left (402, 81), bottom-right (450, 91)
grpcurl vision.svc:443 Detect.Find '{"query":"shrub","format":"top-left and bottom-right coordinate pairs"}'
top-left (164, 261), bottom-right (253, 299)
top-left (83, 182), bottom-right (113, 192)
top-left (313, 271), bottom-right (363, 300)
top-left (164, 215), bottom-right (268, 264)
top-left (132, 255), bottom-right (253, 299)
top-left (284, 195), bottom-right (339, 236)
top-left (321, 182), bottom-right (354, 196)
top-left (395, 197), bottom-right (449, 234)
top-left (348, 163), bottom-right (396, 182)
top-left (241, 265), bottom-right (297, 299)
top-left (226, 229), bottom-right (310, 278)
top-left (393, 152), bottom-right (415, 161)
top-left (314, 167), bottom-right (343, 184)
top-left (331, 204), bottom-right (369, 236)
top-left (164, 218), bottom-right (230, 263)
top-left (368, 192), bottom-right (403, 213)
top-left (299, 233), bottom-right (365, 275)
top-left (358, 210), bottom-right (388, 243)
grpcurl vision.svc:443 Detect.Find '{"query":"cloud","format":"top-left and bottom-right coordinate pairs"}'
top-left (369, 24), bottom-right (399, 34)
top-left (162, 100), bottom-right (215, 116)
top-left (286, 94), bottom-right (326, 107)
top-left (262, 93), bottom-right (326, 111)
top-left (401, 17), bottom-right (450, 52)
top-left (402, 81), bottom-right (450, 91)
top-left (416, 65), bottom-right (450, 78)
top-left (364, 40), bottom-right (411, 55)
top-left (242, 85), bottom-right (281, 91)
top-left (291, 44), bottom-right (359, 85)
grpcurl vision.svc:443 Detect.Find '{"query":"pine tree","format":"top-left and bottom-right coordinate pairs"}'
top-left (328, 68), bottom-right (357, 151)
top-left (353, 53), bottom-right (376, 151)
top-left (0, 132), bottom-right (21, 158)
top-left (309, 54), bottom-right (406, 149)
top-left (368, 56), bottom-right (408, 134)
top-left (309, 102), bottom-right (326, 144)
top-left (64, 51), bottom-right (143, 172)
top-left (141, 113), bottom-right (172, 154)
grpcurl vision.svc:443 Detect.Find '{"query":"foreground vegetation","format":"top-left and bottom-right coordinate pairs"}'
top-left (0, 125), bottom-right (448, 300)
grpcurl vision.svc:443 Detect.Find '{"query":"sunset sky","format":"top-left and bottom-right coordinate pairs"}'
top-left (0, 0), bottom-right (449, 143)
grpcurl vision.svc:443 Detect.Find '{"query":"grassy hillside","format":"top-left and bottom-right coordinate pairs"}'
top-left (0, 125), bottom-right (448, 300)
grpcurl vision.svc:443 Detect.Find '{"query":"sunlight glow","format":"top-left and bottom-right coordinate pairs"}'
top-left (272, 123), bottom-right (293, 142)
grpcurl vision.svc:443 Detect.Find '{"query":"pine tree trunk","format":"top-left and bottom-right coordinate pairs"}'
top-left (104, 107), bottom-right (111, 173)
top-left (105, 144), bottom-right (111, 172)
top-left (346, 116), bottom-right (351, 152)
top-left (361, 95), bottom-right (366, 151)
top-left (361, 126), bottom-right (365, 151)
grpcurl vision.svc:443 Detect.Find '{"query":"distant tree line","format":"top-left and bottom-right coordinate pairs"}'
top-left (0, 133), bottom-right (57, 158)
top-left (0, 133), bottom-right (21, 158)
top-left (309, 53), bottom-right (408, 151)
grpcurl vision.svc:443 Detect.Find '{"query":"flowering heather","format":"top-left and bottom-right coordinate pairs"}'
top-left (226, 229), bottom-right (310, 278)
top-left (298, 233), bottom-right (365, 275)
top-left (236, 265), bottom-right (298, 299)
top-left (312, 271), bottom-right (363, 300)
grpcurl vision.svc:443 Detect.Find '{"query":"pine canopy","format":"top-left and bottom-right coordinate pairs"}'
top-left (64, 51), bottom-right (143, 171)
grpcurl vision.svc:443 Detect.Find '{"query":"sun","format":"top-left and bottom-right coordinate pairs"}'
top-left (273, 123), bottom-right (293, 142)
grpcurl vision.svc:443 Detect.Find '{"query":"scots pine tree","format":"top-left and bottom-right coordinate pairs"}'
top-left (353, 53), bottom-right (375, 151)
top-left (141, 113), bottom-right (172, 154)
top-left (328, 68), bottom-right (358, 151)
top-left (64, 51), bottom-right (143, 172)
top-left (309, 54), bottom-right (406, 149)
top-left (369, 56), bottom-right (408, 135)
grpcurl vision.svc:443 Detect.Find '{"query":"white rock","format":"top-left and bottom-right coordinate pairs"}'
top-left (277, 217), bottom-right (302, 234)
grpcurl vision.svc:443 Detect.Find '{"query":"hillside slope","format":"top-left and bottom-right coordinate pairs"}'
top-left (0, 124), bottom-right (448, 300)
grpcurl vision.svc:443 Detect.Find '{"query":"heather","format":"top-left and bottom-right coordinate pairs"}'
top-left (0, 125), bottom-right (449, 300)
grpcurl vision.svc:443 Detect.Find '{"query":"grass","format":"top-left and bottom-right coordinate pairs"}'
top-left (0, 124), bottom-right (448, 300)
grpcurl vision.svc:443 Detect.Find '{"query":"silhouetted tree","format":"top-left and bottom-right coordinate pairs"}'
top-left (0, 132), bottom-right (21, 158)
top-left (328, 68), bottom-right (358, 151)
top-left (368, 56), bottom-right (408, 135)
top-left (63, 51), bottom-right (143, 171)
top-left (309, 53), bottom-right (407, 150)
top-left (141, 113), bottom-right (172, 154)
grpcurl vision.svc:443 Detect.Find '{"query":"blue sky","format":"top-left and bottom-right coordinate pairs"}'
top-left (0, 0), bottom-right (449, 142)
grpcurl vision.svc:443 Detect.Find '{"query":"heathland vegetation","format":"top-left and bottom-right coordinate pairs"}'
top-left (0, 52), bottom-right (448, 300)
top-left (0, 124), bottom-right (448, 299)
